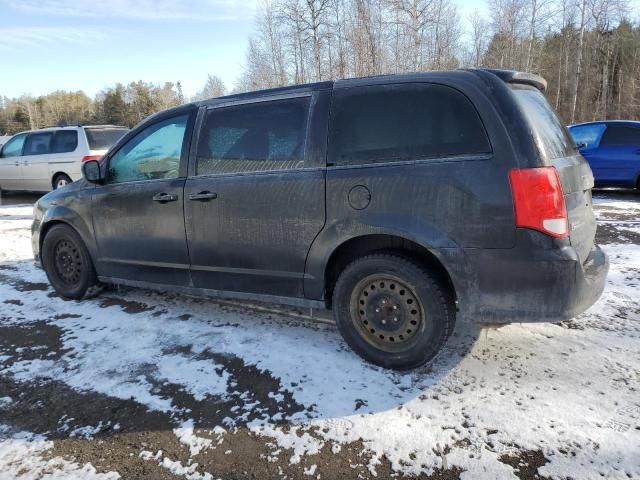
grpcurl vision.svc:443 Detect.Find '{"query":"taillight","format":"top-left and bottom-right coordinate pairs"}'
top-left (82, 155), bottom-right (102, 162)
top-left (509, 167), bottom-right (568, 238)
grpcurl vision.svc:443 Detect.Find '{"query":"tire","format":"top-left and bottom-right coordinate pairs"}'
top-left (42, 224), bottom-right (100, 300)
top-left (53, 173), bottom-right (72, 190)
top-left (332, 253), bottom-right (454, 370)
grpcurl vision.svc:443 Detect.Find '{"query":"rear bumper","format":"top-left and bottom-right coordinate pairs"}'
top-left (451, 231), bottom-right (609, 323)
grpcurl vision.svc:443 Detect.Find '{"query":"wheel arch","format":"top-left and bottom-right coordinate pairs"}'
top-left (322, 234), bottom-right (457, 309)
top-left (39, 208), bottom-right (98, 266)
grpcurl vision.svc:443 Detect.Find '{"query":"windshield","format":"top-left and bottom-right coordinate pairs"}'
top-left (511, 85), bottom-right (576, 161)
top-left (84, 128), bottom-right (128, 151)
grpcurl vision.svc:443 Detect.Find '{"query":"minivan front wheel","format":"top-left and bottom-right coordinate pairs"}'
top-left (53, 173), bottom-right (72, 190)
top-left (333, 254), bottom-right (454, 369)
top-left (42, 224), bottom-right (99, 299)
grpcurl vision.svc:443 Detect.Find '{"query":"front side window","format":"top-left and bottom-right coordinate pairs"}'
top-left (107, 115), bottom-right (189, 184)
top-left (52, 130), bottom-right (78, 154)
top-left (196, 97), bottom-right (310, 176)
top-left (329, 83), bottom-right (491, 166)
top-left (600, 125), bottom-right (640, 146)
top-left (24, 133), bottom-right (53, 156)
top-left (0, 134), bottom-right (26, 158)
top-left (569, 124), bottom-right (606, 149)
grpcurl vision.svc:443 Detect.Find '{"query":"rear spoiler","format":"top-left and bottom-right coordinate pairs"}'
top-left (469, 68), bottom-right (548, 92)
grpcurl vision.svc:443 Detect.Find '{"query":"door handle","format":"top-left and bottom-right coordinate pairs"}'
top-left (152, 193), bottom-right (178, 203)
top-left (14, 161), bottom-right (19, 166)
top-left (189, 191), bottom-right (217, 201)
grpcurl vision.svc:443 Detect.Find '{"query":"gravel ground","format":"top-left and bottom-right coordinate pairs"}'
top-left (0, 189), bottom-right (638, 480)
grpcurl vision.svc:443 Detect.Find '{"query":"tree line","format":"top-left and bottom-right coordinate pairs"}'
top-left (0, 76), bottom-right (227, 135)
top-left (238, 0), bottom-right (640, 124)
top-left (1, 0), bottom-right (638, 135)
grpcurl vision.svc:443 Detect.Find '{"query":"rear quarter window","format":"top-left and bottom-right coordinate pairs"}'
top-left (85, 128), bottom-right (129, 150)
top-left (52, 130), bottom-right (78, 153)
top-left (511, 85), bottom-right (575, 160)
top-left (329, 83), bottom-right (491, 166)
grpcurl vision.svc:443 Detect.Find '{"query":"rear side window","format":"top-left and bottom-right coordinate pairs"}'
top-left (511, 85), bottom-right (575, 160)
top-left (569, 124), bottom-right (606, 149)
top-left (600, 125), bottom-right (640, 146)
top-left (329, 83), bottom-right (491, 166)
top-left (196, 97), bottom-right (310, 176)
top-left (24, 133), bottom-right (53, 156)
top-left (0, 134), bottom-right (26, 158)
top-left (85, 128), bottom-right (129, 150)
top-left (52, 130), bottom-right (78, 153)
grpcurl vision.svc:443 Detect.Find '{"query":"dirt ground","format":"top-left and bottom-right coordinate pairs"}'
top-left (0, 189), bottom-right (638, 480)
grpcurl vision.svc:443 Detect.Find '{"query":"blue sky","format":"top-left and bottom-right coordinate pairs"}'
top-left (0, 0), bottom-right (259, 99)
top-left (1, 0), bottom-right (637, 100)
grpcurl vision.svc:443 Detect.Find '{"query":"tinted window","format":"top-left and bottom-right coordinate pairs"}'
top-left (108, 115), bottom-right (188, 184)
top-left (85, 128), bottom-right (129, 150)
top-left (0, 134), bottom-right (26, 158)
top-left (511, 86), bottom-right (575, 160)
top-left (24, 133), bottom-right (53, 156)
top-left (600, 125), bottom-right (640, 146)
top-left (569, 124), bottom-right (606, 149)
top-left (329, 84), bottom-right (491, 166)
top-left (196, 97), bottom-right (310, 175)
top-left (52, 130), bottom-right (78, 153)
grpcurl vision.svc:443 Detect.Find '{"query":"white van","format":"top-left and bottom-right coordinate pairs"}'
top-left (0, 125), bottom-right (128, 192)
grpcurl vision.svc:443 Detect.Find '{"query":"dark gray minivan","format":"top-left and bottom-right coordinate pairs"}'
top-left (32, 69), bottom-right (608, 369)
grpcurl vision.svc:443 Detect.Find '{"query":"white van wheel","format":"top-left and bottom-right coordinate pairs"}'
top-left (53, 174), bottom-right (72, 190)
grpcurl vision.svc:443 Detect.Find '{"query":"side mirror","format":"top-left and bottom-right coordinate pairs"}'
top-left (82, 160), bottom-right (103, 184)
top-left (575, 142), bottom-right (587, 150)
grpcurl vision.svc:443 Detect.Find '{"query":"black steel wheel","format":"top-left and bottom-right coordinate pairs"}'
top-left (333, 253), bottom-right (454, 369)
top-left (42, 224), bottom-right (99, 299)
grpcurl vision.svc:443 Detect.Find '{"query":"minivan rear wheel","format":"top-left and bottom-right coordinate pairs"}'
top-left (332, 253), bottom-right (454, 370)
top-left (53, 173), bottom-right (72, 190)
top-left (42, 224), bottom-right (100, 299)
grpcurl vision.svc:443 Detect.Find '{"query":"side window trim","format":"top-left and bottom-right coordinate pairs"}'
top-left (190, 93), bottom-right (313, 178)
top-left (104, 110), bottom-right (196, 184)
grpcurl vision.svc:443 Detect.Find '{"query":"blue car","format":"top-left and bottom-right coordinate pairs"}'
top-left (568, 121), bottom-right (640, 190)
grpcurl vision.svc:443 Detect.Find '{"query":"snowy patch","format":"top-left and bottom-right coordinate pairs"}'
top-left (1, 195), bottom-right (639, 479)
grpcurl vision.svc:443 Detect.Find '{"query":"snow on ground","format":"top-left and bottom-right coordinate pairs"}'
top-left (0, 193), bottom-right (639, 479)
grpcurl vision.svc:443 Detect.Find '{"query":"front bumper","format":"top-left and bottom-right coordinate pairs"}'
top-left (451, 230), bottom-right (609, 324)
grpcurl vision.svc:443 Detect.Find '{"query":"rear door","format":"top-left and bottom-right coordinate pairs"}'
top-left (184, 93), bottom-right (328, 298)
top-left (91, 111), bottom-right (195, 285)
top-left (0, 133), bottom-right (27, 190)
top-left (595, 124), bottom-right (640, 185)
top-left (22, 132), bottom-right (54, 191)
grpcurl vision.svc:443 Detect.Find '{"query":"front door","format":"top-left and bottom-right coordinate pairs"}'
top-left (0, 133), bottom-right (27, 190)
top-left (185, 95), bottom-right (327, 298)
top-left (91, 111), bottom-right (195, 286)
